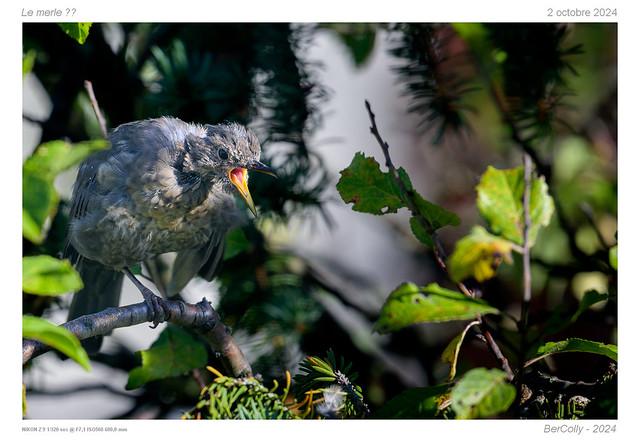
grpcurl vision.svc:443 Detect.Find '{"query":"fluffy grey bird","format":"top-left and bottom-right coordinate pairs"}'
top-left (65, 117), bottom-right (275, 351)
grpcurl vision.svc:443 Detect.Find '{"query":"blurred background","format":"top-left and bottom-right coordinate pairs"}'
top-left (22, 23), bottom-right (617, 418)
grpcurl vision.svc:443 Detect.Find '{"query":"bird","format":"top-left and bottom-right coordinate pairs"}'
top-left (64, 117), bottom-right (275, 352)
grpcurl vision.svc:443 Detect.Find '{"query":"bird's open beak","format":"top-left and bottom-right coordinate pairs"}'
top-left (228, 162), bottom-right (277, 217)
top-left (228, 167), bottom-right (257, 216)
top-left (248, 160), bottom-right (277, 178)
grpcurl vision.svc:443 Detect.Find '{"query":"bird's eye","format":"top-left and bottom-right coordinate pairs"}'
top-left (218, 148), bottom-right (229, 160)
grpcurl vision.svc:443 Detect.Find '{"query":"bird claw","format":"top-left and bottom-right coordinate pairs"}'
top-left (141, 287), bottom-right (168, 327)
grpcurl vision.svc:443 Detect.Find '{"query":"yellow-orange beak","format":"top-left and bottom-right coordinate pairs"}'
top-left (228, 167), bottom-right (257, 216)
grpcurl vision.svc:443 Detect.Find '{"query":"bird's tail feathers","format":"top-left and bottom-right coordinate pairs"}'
top-left (68, 258), bottom-right (123, 354)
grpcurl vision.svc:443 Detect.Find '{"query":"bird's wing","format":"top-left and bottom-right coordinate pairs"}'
top-left (63, 154), bottom-right (102, 264)
top-left (166, 228), bottom-right (226, 296)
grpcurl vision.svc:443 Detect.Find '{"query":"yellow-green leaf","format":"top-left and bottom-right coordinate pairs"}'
top-left (58, 23), bottom-right (92, 44)
top-left (22, 255), bottom-right (83, 296)
top-left (373, 282), bottom-right (499, 333)
top-left (448, 226), bottom-right (514, 282)
top-left (22, 315), bottom-right (90, 371)
top-left (22, 384), bottom-right (27, 417)
top-left (127, 325), bottom-right (208, 390)
top-left (441, 320), bottom-right (480, 381)
top-left (451, 368), bottom-right (515, 419)
top-left (476, 166), bottom-right (554, 246)
top-left (609, 245), bottom-right (617, 270)
top-left (23, 50), bottom-right (36, 77)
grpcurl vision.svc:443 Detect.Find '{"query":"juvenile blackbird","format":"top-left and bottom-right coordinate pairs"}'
top-left (65, 117), bottom-right (275, 351)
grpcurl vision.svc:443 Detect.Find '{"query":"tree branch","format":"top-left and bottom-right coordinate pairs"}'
top-left (364, 100), bottom-right (514, 380)
top-left (84, 80), bottom-right (108, 138)
top-left (23, 298), bottom-right (253, 378)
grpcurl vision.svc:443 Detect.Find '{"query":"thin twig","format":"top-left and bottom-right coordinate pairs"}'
top-left (364, 99), bottom-right (514, 380)
top-left (84, 80), bottom-right (108, 138)
top-left (579, 202), bottom-right (610, 250)
top-left (365, 100), bottom-right (470, 296)
top-left (23, 298), bottom-right (252, 378)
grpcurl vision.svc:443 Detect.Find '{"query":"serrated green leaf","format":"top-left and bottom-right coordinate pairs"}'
top-left (373, 282), bottom-right (499, 333)
top-left (397, 168), bottom-right (460, 231)
top-left (224, 228), bottom-right (251, 260)
top-left (441, 320), bottom-right (480, 381)
top-left (22, 315), bottom-right (90, 371)
top-left (337, 153), bottom-right (459, 243)
top-left (374, 384), bottom-right (450, 418)
top-left (337, 152), bottom-right (405, 215)
top-left (126, 325), bottom-right (208, 390)
top-left (571, 290), bottom-right (608, 322)
top-left (22, 255), bottom-right (83, 296)
top-left (451, 368), bottom-right (516, 419)
top-left (58, 23), bottom-right (92, 44)
top-left (526, 338), bottom-right (617, 367)
top-left (476, 166), bottom-right (554, 246)
top-left (609, 245), bottom-right (617, 270)
top-left (448, 226), bottom-right (514, 282)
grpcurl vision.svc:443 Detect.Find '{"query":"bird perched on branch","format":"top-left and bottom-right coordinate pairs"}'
top-left (65, 117), bottom-right (275, 352)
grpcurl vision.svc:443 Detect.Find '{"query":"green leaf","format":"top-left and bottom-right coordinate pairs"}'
top-left (373, 282), bottom-right (499, 333)
top-left (224, 228), bottom-right (251, 260)
top-left (374, 384), bottom-right (450, 418)
top-left (22, 384), bottom-right (27, 417)
top-left (397, 168), bottom-right (460, 231)
top-left (571, 290), bottom-right (608, 322)
top-left (476, 166), bottom-right (554, 246)
top-left (448, 226), bottom-right (514, 282)
top-left (126, 325), bottom-right (208, 390)
top-left (22, 174), bottom-right (58, 244)
top-left (609, 245), bottom-right (617, 270)
top-left (323, 23), bottom-right (377, 67)
top-left (337, 153), bottom-right (405, 215)
top-left (409, 217), bottom-right (433, 246)
top-left (526, 338), bottom-right (617, 367)
top-left (22, 315), bottom-right (90, 371)
top-left (441, 320), bottom-right (480, 381)
top-left (23, 50), bottom-right (36, 77)
top-left (22, 255), bottom-right (83, 296)
top-left (451, 368), bottom-right (516, 419)
top-left (58, 23), bottom-right (92, 44)
top-left (23, 139), bottom-right (108, 244)
top-left (337, 152), bottom-right (459, 240)
top-left (23, 139), bottom-right (108, 180)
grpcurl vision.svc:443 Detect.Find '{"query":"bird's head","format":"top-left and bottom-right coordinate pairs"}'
top-left (184, 122), bottom-right (276, 216)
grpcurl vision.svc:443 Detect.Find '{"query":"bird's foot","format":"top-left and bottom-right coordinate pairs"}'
top-left (140, 287), bottom-right (169, 328)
